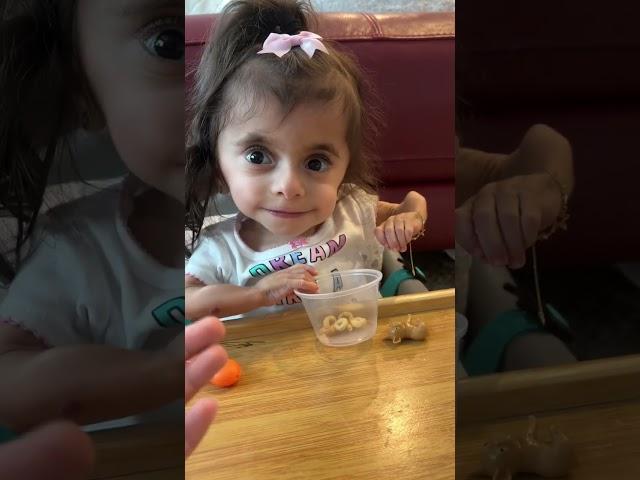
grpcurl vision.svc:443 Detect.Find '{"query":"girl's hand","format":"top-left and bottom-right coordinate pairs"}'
top-left (185, 316), bottom-right (227, 457)
top-left (455, 173), bottom-right (563, 269)
top-left (254, 264), bottom-right (318, 306)
top-left (375, 212), bottom-right (425, 253)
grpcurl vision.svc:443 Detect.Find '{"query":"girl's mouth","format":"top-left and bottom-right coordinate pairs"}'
top-left (265, 209), bottom-right (309, 218)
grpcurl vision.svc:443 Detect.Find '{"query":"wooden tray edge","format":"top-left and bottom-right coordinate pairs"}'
top-left (457, 353), bottom-right (640, 424)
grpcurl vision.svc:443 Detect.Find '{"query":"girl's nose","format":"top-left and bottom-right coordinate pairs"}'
top-left (272, 165), bottom-right (305, 199)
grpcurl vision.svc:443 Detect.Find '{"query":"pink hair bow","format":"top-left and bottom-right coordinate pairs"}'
top-left (257, 31), bottom-right (329, 58)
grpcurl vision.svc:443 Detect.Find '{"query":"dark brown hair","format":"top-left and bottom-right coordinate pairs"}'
top-left (0, 0), bottom-right (95, 282)
top-left (185, 0), bottom-right (381, 250)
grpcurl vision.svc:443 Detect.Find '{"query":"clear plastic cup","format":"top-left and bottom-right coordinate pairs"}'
top-left (295, 269), bottom-right (383, 347)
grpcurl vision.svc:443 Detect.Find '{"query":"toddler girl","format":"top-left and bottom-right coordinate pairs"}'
top-left (185, 0), bottom-right (428, 320)
top-left (0, 0), bottom-right (188, 434)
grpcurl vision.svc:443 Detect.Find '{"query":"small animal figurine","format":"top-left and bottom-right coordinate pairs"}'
top-left (478, 415), bottom-right (573, 479)
top-left (384, 314), bottom-right (427, 344)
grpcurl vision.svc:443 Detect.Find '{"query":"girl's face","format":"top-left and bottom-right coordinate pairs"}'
top-left (217, 96), bottom-right (350, 240)
top-left (76, 0), bottom-right (184, 202)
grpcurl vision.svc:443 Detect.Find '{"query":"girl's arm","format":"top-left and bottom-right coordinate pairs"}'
top-left (185, 264), bottom-right (318, 320)
top-left (0, 324), bottom-right (181, 433)
top-left (456, 124), bottom-right (573, 207)
top-left (374, 191), bottom-right (428, 252)
top-left (376, 190), bottom-right (428, 226)
top-left (185, 277), bottom-right (265, 320)
top-left (455, 124), bottom-right (574, 267)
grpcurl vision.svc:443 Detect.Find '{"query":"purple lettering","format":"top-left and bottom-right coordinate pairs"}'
top-left (269, 256), bottom-right (292, 271)
top-left (327, 234), bottom-right (347, 256)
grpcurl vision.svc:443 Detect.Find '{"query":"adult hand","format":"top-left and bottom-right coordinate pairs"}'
top-left (185, 316), bottom-right (228, 457)
top-left (0, 421), bottom-right (94, 480)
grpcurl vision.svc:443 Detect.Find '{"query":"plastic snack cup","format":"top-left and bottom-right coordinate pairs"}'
top-left (295, 269), bottom-right (383, 347)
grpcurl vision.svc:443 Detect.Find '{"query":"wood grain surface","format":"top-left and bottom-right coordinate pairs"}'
top-left (457, 354), bottom-right (640, 479)
top-left (457, 398), bottom-right (640, 479)
top-left (186, 290), bottom-right (455, 480)
top-left (89, 422), bottom-right (182, 479)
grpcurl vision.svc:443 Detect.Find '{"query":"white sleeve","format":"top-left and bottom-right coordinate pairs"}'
top-left (0, 228), bottom-right (94, 346)
top-left (185, 235), bottom-right (228, 285)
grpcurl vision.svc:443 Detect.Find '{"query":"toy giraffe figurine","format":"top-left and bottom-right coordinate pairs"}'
top-left (384, 314), bottom-right (427, 344)
top-left (478, 416), bottom-right (573, 479)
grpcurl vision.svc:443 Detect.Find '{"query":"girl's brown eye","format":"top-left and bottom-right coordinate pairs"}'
top-left (306, 157), bottom-right (330, 172)
top-left (245, 150), bottom-right (271, 165)
top-left (139, 17), bottom-right (184, 61)
top-left (144, 29), bottom-right (184, 60)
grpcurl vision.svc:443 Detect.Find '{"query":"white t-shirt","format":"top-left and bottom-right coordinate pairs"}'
top-left (185, 186), bottom-right (384, 319)
top-left (0, 177), bottom-right (184, 349)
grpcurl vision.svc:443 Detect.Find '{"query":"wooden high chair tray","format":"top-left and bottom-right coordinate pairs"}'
top-left (456, 354), bottom-right (640, 479)
top-left (89, 423), bottom-right (183, 480)
top-left (186, 289), bottom-right (455, 480)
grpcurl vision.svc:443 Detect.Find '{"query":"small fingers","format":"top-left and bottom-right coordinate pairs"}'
top-left (282, 269), bottom-right (316, 284)
top-left (292, 277), bottom-right (319, 293)
top-left (374, 225), bottom-right (388, 248)
top-left (383, 219), bottom-right (402, 251)
top-left (455, 202), bottom-right (481, 256)
top-left (519, 191), bottom-right (542, 249)
top-left (495, 190), bottom-right (526, 268)
top-left (289, 264), bottom-right (317, 275)
top-left (473, 192), bottom-right (509, 265)
top-left (394, 216), bottom-right (410, 252)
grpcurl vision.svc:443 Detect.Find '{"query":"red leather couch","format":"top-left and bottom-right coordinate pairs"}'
top-left (186, 12), bottom-right (455, 252)
top-left (457, 3), bottom-right (640, 266)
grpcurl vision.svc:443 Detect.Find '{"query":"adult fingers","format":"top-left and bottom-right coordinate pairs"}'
top-left (185, 344), bottom-right (228, 401)
top-left (0, 421), bottom-right (94, 480)
top-left (185, 398), bottom-right (218, 458)
top-left (185, 316), bottom-right (226, 361)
